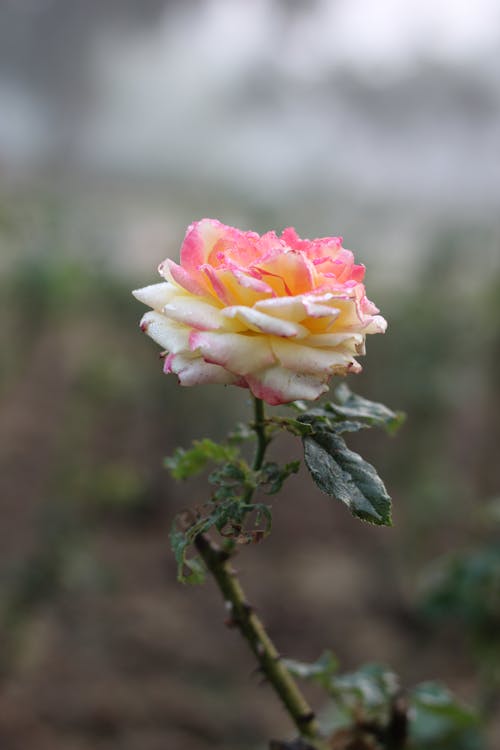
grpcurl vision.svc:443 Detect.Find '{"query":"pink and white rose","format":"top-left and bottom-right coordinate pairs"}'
top-left (133, 219), bottom-right (386, 405)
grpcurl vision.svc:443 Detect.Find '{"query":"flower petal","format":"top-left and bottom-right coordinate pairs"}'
top-left (271, 338), bottom-right (359, 375)
top-left (223, 306), bottom-right (309, 338)
top-left (133, 282), bottom-right (178, 311)
top-left (254, 296), bottom-right (308, 322)
top-left (363, 315), bottom-right (388, 334)
top-left (161, 258), bottom-right (210, 296)
top-left (180, 218), bottom-right (225, 272)
top-left (139, 311), bottom-right (190, 353)
top-left (245, 366), bottom-right (329, 405)
top-left (257, 250), bottom-right (316, 295)
top-left (306, 332), bottom-right (364, 349)
top-left (166, 353), bottom-right (238, 385)
top-left (189, 330), bottom-right (275, 375)
top-left (164, 296), bottom-right (245, 332)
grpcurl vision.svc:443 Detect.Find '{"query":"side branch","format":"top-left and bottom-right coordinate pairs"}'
top-left (194, 534), bottom-right (325, 747)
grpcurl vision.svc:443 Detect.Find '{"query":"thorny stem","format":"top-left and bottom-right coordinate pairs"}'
top-left (194, 534), bottom-right (325, 747)
top-left (252, 396), bottom-right (269, 472)
top-left (194, 397), bottom-right (327, 748)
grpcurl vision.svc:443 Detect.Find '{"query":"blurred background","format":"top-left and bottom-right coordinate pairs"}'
top-left (1, 1), bottom-right (499, 748)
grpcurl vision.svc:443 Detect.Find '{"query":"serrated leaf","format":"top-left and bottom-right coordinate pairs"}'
top-left (258, 460), bottom-right (301, 494)
top-left (298, 412), bottom-right (368, 435)
top-left (170, 527), bottom-right (205, 584)
top-left (165, 439), bottom-right (238, 480)
top-left (303, 432), bottom-right (392, 526)
top-left (289, 400), bottom-right (308, 412)
top-left (420, 545), bottom-right (500, 635)
top-left (331, 663), bottom-right (399, 715)
top-left (284, 650), bottom-right (339, 689)
top-left (285, 657), bottom-right (399, 726)
top-left (410, 683), bottom-right (479, 725)
top-left (227, 422), bottom-right (255, 444)
top-left (328, 384), bottom-right (406, 435)
top-left (409, 682), bottom-right (483, 749)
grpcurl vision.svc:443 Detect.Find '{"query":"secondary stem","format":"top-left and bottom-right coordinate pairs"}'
top-left (195, 397), bottom-right (325, 747)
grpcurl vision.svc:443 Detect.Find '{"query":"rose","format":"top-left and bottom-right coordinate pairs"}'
top-left (133, 219), bottom-right (386, 405)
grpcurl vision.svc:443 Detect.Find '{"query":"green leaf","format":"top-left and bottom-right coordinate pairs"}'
top-left (169, 527), bottom-right (205, 584)
top-left (227, 422), bottom-right (256, 444)
top-left (409, 682), bottom-right (484, 749)
top-left (330, 663), bottom-right (399, 719)
top-left (328, 384), bottom-right (406, 435)
top-left (285, 656), bottom-right (399, 726)
top-left (419, 544), bottom-right (500, 641)
top-left (258, 461), bottom-right (301, 494)
top-left (284, 650), bottom-right (339, 690)
top-left (289, 400), bottom-right (308, 413)
top-left (303, 432), bottom-right (392, 526)
top-left (164, 439), bottom-right (238, 480)
top-left (297, 385), bottom-right (405, 437)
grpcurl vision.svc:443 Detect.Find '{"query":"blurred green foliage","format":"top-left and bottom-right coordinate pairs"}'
top-left (285, 654), bottom-right (484, 749)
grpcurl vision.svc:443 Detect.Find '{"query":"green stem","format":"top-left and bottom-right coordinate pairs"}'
top-left (194, 534), bottom-right (325, 747)
top-left (194, 396), bottom-right (326, 748)
top-left (252, 396), bottom-right (269, 471)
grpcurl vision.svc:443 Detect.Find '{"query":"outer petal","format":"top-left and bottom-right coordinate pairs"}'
top-left (363, 315), bottom-right (387, 334)
top-left (166, 353), bottom-right (238, 386)
top-left (133, 282), bottom-right (178, 311)
top-left (270, 338), bottom-right (358, 375)
top-left (223, 306), bottom-right (309, 338)
top-left (245, 366), bottom-right (329, 405)
top-left (306, 331), bottom-right (365, 349)
top-left (140, 311), bottom-right (190, 353)
top-left (189, 330), bottom-right (275, 375)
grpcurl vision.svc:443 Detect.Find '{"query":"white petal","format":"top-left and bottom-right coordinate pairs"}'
top-left (302, 300), bottom-right (340, 319)
top-left (189, 331), bottom-right (275, 375)
top-left (223, 306), bottom-right (309, 338)
top-left (245, 366), bottom-right (329, 405)
top-left (164, 297), bottom-right (245, 332)
top-left (140, 311), bottom-right (190, 353)
top-left (271, 339), bottom-right (356, 375)
top-left (167, 354), bottom-right (238, 386)
top-left (254, 296), bottom-right (308, 322)
top-left (307, 332), bottom-right (364, 349)
top-left (133, 282), bottom-right (178, 311)
top-left (363, 315), bottom-right (388, 334)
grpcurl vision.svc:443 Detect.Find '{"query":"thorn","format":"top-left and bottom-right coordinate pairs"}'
top-left (218, 548), bottom-right (232, 563)
top-left (297, 711), bottom-right (316, 726)
top-left (242, 601), bottom-right (254, 615)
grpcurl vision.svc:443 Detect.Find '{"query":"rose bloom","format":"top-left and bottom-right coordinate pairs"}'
top-left (133, 219), bottom-right (386, 405)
